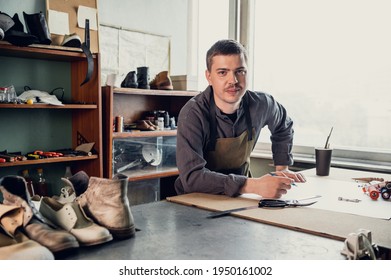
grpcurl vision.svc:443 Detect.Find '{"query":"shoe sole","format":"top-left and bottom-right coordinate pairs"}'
top-left (49, 240), bottom-right (80, 253)
top-left (107, 225), bottom-right (136, 239)
top-left (78, 234), bottom-right (113, 247)
top-left (157, 85), bottom-right (173, 90)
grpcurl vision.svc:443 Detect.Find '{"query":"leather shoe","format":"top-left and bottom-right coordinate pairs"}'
top-left (76, 174), bottom-right (136, 239)
top-left (150, 71), bottom-right (173, 90)
top-left (0, 204), bottom-right (54, 260)
top-left (39, 197), bottom-right (113, 246)
top-left (121, 71), bottom-right (138, 88)
top-left (0, 176), bottom-right (79, 253)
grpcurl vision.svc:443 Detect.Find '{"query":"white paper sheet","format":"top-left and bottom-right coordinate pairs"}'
top-left (77, 6), bottom-right (98, 30)
top-left (242, 169), bottom-right (391, 220)
top-left (48, 10), bottom-right (69, 35)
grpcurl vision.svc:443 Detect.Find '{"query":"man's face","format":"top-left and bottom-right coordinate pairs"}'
top-left (205, 54), bottom-right (248, 113)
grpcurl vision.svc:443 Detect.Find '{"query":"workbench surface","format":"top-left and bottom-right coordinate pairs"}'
top-left (61, 199), bottom-right (345, 260)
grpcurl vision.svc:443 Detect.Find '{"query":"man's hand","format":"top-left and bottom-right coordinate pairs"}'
top-left (240, 169), bottom-right (306, 198)
top-left (274, 166), bottom-right (307, 183)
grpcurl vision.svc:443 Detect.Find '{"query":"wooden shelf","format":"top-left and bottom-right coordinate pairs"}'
top-left (0, 40), bottom-right (103, 178)
top-left (113, 87), bottom-right (199, 97)
top-left (120, 166), bottom-right (179, 182)
top-left (113, 130), bottom-right (177, 139)
top-left (0, 41), bottom-right (95, 61)
top-left (0, 103), bottom-right (97, 109)
top-left (102, 85), bottom-right (194, 179)
top-left (0, 155), bottom-right (98, 167)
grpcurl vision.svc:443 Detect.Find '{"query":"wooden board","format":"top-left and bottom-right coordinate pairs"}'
top-left (46, 0), bottom-right (99, 53)
top-left (167, 192), bottom-right (391, 249)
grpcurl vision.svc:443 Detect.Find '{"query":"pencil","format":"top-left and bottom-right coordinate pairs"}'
top-left (269, 172), bottom-right (298, 187)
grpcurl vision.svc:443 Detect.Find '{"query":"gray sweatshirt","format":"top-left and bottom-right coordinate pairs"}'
top-left (174, 86), bottom-right (294, 196)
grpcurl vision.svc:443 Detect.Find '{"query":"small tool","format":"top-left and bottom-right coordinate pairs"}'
top-left (338, 196), bottom-right (361, 203)
top-left (207, 195), bottom-right (321, 218)
top-left (352, 177), bottom-right (384, 183)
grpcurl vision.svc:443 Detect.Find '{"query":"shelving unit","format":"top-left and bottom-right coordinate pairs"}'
top-left (0, 42), bottom-right (102, 182)
top-left (102, 85), bottom-right (198, 198)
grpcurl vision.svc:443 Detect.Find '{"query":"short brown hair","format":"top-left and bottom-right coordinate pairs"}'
top-left (206, 39), bottom-right (248, 71)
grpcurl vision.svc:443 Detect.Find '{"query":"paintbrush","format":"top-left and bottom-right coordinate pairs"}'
top-left (324, 127), bottom-right (333, 149)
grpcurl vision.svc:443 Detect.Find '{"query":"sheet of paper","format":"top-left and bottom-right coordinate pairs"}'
top-left (283, 176), bottom-right (390, 219)
top-left (48, 9), bottom-right (69, 35)
top-left (241, 168), bottom-right (391, 219)
top-left (77, 6), bottom-right (98, 30)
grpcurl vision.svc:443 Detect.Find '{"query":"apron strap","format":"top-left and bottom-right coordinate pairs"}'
top-left (208, 92), bottom-right (253, 151)
top-left (243, 95), bottom-right (253, 141)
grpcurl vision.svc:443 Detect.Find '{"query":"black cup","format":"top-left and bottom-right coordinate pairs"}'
top-left (315, 148), bottom-right (332, 176)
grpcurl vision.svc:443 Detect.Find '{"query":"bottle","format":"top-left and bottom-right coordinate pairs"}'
top-left (64, 166), bottom-right (72, 179)
top-left (164, 111), bottom-right (170, 128)
top-left (157, 117), bottom-right (164, 130)
top-left (170, 117), bottom-right (176, 129)
top-left (36, 168), bottom-right (48, 196)
top-left (22, 169), bottom-right (35, 196)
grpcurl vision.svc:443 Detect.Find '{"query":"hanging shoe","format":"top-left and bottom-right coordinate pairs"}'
top-left (39, 197), bottom-right (113, 246)
top-left (150, 71), bottom-right (173, 90)
top-left (23, 11), bottom-right (51, 45)
top-left (75, 174), bottom-right (136, 239)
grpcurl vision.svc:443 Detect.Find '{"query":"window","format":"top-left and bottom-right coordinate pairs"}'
top-left (196, 0), bottom-right (231, 90)
top-left (247, 0), bottom-right (391, 168)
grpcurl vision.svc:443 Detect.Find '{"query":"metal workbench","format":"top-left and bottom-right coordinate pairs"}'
top-left (60, 200), bottom-right (345, 260)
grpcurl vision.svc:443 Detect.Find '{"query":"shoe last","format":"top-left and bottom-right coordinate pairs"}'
top-left (39, 197), bottom-right (113, 246)
top-left (76, 174), bottom-right (136, 239)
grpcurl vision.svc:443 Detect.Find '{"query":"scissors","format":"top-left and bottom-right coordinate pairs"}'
top-left (258, 197), bottom-right (320, 208)
top-left (207, 195), bottom-right (321, 218)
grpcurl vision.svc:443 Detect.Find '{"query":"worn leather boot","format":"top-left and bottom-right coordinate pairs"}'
top-left (150, 71), bottom-right (173, 90)
top-left (76, 174), bottom-right (136, 239)
top-left (0, 204), bottom-right (54, 260)
top-left (121, 71), bottom-right (138, 88)
top-left (0, 176), bottom-right (79, 253)
top-left (137, 66), bottom-right (150, 89)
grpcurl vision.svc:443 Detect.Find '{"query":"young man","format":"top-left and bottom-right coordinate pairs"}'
top-left (175, 39), bottom-right (305, 198)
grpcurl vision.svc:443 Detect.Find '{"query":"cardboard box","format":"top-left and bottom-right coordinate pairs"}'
top-left (171, 75), bottom-right (198, 91)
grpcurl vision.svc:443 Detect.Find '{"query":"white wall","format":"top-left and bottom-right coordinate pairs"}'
top-left (98, 0), bottom-right (188, 76)
top-left (0, 0), bottom-right (189, 76)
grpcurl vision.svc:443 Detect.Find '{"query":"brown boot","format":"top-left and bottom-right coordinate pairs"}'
top-left (150, 71), bottom-right (173, 90)
top-left (76, 174), bottom-right (136, 239)
top-left (0, 204), bottom-right (54, 260)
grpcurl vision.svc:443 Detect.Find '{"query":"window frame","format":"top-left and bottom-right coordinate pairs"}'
top-left (236, 0), bottom-right (391, 173)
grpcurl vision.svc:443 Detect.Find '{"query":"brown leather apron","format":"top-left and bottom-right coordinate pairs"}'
top-left (205, 94), bottom-right (255, 176)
